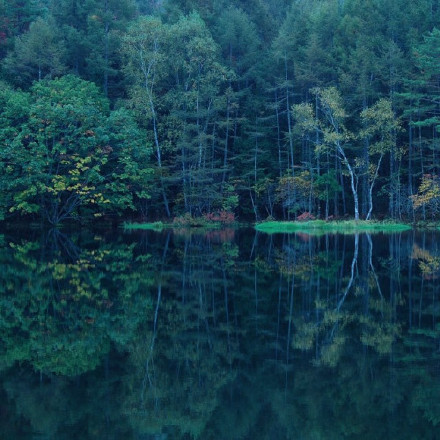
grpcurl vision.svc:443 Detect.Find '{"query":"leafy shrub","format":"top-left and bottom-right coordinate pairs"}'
top-left (297, 212), bottom-right (316, 222)
top-left (203, 210), bottom-right (236, 224)
top-left (172, 211), bottom-right (236, 227)
top-left (172, 213), bottom-right (205, 227)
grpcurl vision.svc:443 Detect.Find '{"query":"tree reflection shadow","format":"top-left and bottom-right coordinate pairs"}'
top-left (0, 229), bottom-right (440, 439)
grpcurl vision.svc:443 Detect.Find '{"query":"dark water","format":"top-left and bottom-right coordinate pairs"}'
top-left (1, 226), bottom-right (440, 439)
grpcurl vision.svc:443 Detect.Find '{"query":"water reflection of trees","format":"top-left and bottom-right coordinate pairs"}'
top-left (0, 229), bottom-right (155, 378)
top-left (0, 229), bottom-right (440, 438)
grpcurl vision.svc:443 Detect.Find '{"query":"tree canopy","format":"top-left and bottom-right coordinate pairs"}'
top-left (2, 0), bottom-right (440, 223)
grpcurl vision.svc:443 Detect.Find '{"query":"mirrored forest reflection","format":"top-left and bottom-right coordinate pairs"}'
top-left (1, 227), bottom-right (440, 439)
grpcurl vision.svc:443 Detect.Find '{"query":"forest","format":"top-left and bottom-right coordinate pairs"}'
top-left (1, 0), bottom-right (440, 224)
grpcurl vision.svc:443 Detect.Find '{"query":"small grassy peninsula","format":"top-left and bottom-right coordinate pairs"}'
top-left (255, 220), bottom-right (412, 234)
top-left (123, 221), bottom-right (165, 231)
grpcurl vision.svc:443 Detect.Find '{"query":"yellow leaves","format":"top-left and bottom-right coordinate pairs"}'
top-left (69, 277), bottom-right (92, 299)
top-left (322, 309), bottom-right (350, 326)
top-left (354, 157), bottom-right (366, 169)
top-left (49, 260), bottom-right (96, 280)
top-left (323, 130), bottom-right (342, 145)
top-left (67, 183), bottom-right (81, 191)
top-left (67, 156), bottom-right (92, 174)
top-left (367, 163), bottom-right (378, 179)
top-left (361, 98), bottom-right (396, 130)
top-left (277, 171), bottom-right (316, 205)
top-left (51, 176), bottom-right (67, 192)
top-left (279, 171), bottom-right (312, 191)
top-left (361, 99), bottom-right (400, 170)
top-left (312, 86), bottom-right (346, 119)
top-left (411, 174), bottom-right (440, 211)
top-left (412, 242), bottom-right (436, 262)
top-left (412, 243), bottom-right (440, 280)
top-left (48, 258), bottom-right (97, 300)
top-left (51, 263), bottom-right (67, 280)
top-left (292, 320), bottom-right (318, 350)
top-left (360, 320), bottom-right (400, 355)
top-left (292, 102), bottom-right (316, 134)
top-left (90, 248), bottom-right (110, 260)
top-left (316, 336), bottom-right (346, 367)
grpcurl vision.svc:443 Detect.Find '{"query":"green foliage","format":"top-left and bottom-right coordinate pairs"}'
top-left (1, 0), bottom-right (440, 222)
top-left (360, 98), bottom-right (400, 158)
top-left (276, 171), bottom-right (315, 214)
top-left (4, 15), bottom-right (66, 85)
top-left (0, 75), bottom-right (152, 224)
top-left (123, 13), bottom-right (230, 217)
top-left (0, 229), bottom-right (155, 376)
top-left (214, 6), bottom-right (261, 80)
top-left (314, 171), bottom-right (342, 201)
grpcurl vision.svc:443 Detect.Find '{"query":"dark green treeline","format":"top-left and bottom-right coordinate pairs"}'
top-left (2, 0), bottom-right (440, 223)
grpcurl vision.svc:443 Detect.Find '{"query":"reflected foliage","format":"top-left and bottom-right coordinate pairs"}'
top-left (1, 228), bottom-right (440, 438)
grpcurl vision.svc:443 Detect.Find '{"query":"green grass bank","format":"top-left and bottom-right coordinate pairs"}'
top-left (123, 221), bottom-right (165, 231)
top-left (255, 220), bottom-right (412, 234)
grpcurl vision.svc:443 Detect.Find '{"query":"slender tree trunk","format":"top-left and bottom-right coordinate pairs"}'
top-left (222, 91), bottom-right (231, 186)
top-left (366, 154), bottom-right (384, 220)
top-left (285, 55), bottom-right (294, 176)
top-left (275, 89), bottom-right (282, 178)
top-left (103, 0), bottom-right (109, 97)
top-left (252, 116), bottom-right (259, 221)
top-left (337, 144), bottom-right (359, 221)
top-left (419, 124), bottom-right (425, 220)
top-left (337, 155), bottom-right (345, 216)
top-left (139, 43), bottom-right (171, 217)
top-left (408, 119), bottom-right (415, 221)
top-left (337, 233), bottom-right (359, 311)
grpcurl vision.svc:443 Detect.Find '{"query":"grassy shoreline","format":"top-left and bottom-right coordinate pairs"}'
top-left (254, 220), bottom-right (412, 234)
top-left (122, 220), bottom-right (240, 230)
top-left (122, 219), bottom-right (429, 234)
top-left (123, 221), bottom-right (165, 230)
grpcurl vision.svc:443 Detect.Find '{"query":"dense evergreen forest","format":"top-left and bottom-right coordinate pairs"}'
top-left (2, 0), bottom-right (440, 224)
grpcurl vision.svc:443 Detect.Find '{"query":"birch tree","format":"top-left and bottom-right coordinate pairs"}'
top-left (123, 17), bottom-right (171, 217)
top-left (293, 87), bottom-right (361, 220)
top-left (360, 98), bottom-right (400, 220)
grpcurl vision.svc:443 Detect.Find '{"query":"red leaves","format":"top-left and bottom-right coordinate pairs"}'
top-left (172, 211), bottom-right (236, 226)
top-left (297, 212), bottom-right (316, 222)
top-left (203, 210), bottom-right (236, 224)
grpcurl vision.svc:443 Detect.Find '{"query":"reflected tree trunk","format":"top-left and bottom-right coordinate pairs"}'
top-left (337, 233), bottom-right (359, 311)
top-left (367, 233), bottom-right (384, 301)
top-left (141, 231), bottom-right (170, 408)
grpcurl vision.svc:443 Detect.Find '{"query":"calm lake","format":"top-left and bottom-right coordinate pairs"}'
top-left (1, 226), bottom-right (439, 439)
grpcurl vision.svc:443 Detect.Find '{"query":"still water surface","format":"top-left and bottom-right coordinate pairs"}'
top-left (0, 227), bottom-right (439, 439)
